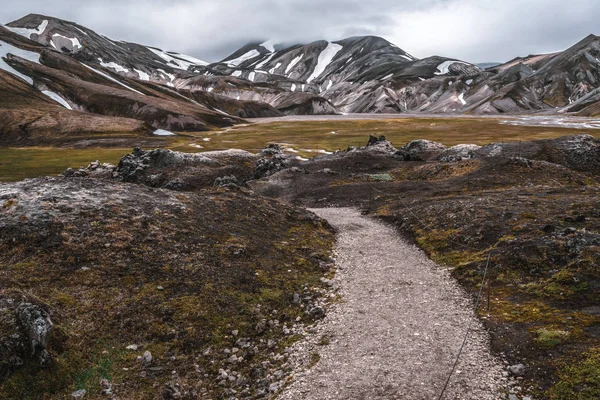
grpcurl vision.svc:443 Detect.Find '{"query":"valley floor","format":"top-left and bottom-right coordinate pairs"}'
top-left (278, 208), bottom-right (508, 400)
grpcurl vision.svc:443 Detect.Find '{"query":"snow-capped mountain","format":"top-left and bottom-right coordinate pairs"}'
top-left (0, 13), bottom-right (599, 144)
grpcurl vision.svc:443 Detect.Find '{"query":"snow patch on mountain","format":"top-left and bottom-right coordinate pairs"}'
top-left (227, 49), bottom-right (260, 67)
top-left (82, 63), bottom-right (145, 95)
top-left (269, 62), bottom-right (282, 74)
top-left (134, 69), bottom-right (150, 81)
top-left (147, 47), bottom-right (205, 70)
top-left (98, 58), bottom-right (129, 73)
top-left (157, 69), bottom-right (176, 87)
top-left (166, 52), bottom-right (208, 66)
top-left (254, 53), bottom-right (275, 69)
top-left (6, 19), bottom-right (48, 39)
top-left (291, 83), bottom-right (296, 92)
top-left (260, 40), bottom-right (275, 53)
top-left (248, 71), bottom-right (255, 82)
top-left (434, 60), bottom-right (470, 75)
top-left (285, 54), bottom-right (304, 74)
top-left (42, 90), bottom-right (72, 109)
top-left (51, 34), bottom-right (82, 52)
top-left (232, 70), bottom-right (242, 77)
top-left (458, 92), bottom-right (467, 105)
top-left (0, 40), bottom-right (40, 84)
top-left (306, 42), bottom-right (343, 83)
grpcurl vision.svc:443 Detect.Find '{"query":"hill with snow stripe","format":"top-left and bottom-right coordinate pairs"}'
top-left (1, 12), bottom-right (600, 139)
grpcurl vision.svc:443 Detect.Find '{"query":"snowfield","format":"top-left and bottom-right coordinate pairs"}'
top-left (147, 47), bottom-right (206, 70)
top-left (306, 42), bottom-right (343, 83)
top-left (98, 58), bottom-right (129, 73)
top-left (6, 20), bottom-right (48, 39)
top-left (134, 69), bottom-right (150, 81)
top-left (82, 63), bottom-right (145, 95)
top-left (285, 54), bottom-right (304, 74)
top-left (227, 49), bottom-right (260, 67)
top-left (0, 40), bottom-right (41, 84)
top-left (269, 62), bottom-right (282, 75)
top-left (42, 90), bottom-right (72, 109)
top-left (51, 34), bottom-right (82, 52)
top-left (260, 40), bottom-right (275, 53)
top-left (458, 92), bottom-right (467, 105)
top-left (434, 60), bottom-right (471, 75)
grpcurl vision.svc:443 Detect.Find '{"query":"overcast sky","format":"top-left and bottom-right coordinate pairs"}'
top-left (1, 0), bottom-right (598, 63)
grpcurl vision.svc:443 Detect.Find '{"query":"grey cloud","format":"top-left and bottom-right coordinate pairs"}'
top-left (1, 0), bottom-right (598, 63)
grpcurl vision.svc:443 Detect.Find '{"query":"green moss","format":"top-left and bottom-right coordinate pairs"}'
top-left (369, 173), bottom-right (392, 182)
top-left (534, 328), bottom-right (569, 348)
top-left (548, 348), bottom-right (600, 399)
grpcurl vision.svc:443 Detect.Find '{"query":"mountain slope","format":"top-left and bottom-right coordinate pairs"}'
top-left (2, 12), bottom-right (600, 144)
top-left (0, 16), bottom-right (288, 144)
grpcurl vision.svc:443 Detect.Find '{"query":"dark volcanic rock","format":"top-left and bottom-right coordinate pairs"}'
top-left (1, 294), bottom-right (55, 381)
top-left (115, 147), bottom-right (258, 189)
top-left (254, 144), bottom-right (291, 179)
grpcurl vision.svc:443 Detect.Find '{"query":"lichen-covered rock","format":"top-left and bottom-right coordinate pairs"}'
top-left (438, 144), bottom-right (482, 162)
top-left (0, 294), bottom-right (55, 381)
top-left (255, 144), bottom-right (290, 179)
top-left (214, 175), bottom-right (240, 189)
top-left (113, 147), bottom-right (258, 190)
top-left (363, 135), bottom-right (398, 154)
top-left (396, 139), bottom-right (447, 161)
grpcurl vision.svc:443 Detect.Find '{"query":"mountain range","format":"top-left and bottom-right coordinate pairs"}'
top-left (1, 13), bottom-right (599, 144)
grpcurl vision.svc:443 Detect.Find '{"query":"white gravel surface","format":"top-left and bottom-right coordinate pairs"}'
top-left (278, 208), bottom-right (508, 400)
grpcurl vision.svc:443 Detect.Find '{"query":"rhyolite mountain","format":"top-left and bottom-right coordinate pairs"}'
top-left (1, 13), bottom-right (599, 144)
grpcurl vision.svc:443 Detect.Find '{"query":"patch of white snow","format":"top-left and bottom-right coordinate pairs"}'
top-left (6, 20), bottom-right (48, 39)
top-left (227, 49), bottom-right (261, 67)
top-left (82, 63), bottom-right (145, 95)
top-left (285, 54), bottom-right (304, 74)
top-left (306, 42), bottom-right (343, 83)
top-left (134, 69), bottom-right (150, 81)
top-left (52, 34), bottom-right (82, 52)
top-left (98, 58), bottom-right (128, 73)
top-left (260, 40), bottom-right (275, 53)
top-left (41, 90), bottom-right (72, 110)
top-left (0, 40), bottom-right (41, 84)
top-left (269, 62), bottom-right (282, 75)
top-left (458, 92), bottom-right (467, 106)
top-left (434, 60), bottom-right (470, 75)
top-left (153, 129), bottom-right (175, 136)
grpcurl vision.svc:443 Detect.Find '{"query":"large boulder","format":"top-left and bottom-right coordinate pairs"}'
top-left (112, 147), bottom-right (258, 190)
top-left (1, 294), bottom-right (55, 381)
top-left (363, 135), bottom-right (398, 154)
top-left (254, 144), bottom-right (291, 179)
top-left (396, 139), bottom-right (447, 161)
top-left (438, 144), bottom-right (482, 162)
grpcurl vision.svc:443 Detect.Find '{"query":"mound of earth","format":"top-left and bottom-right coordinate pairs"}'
top-left (0, 171), bottom-right (334, 398)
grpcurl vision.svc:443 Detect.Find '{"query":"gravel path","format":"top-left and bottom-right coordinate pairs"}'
top-left (278, 208), bottom-right (507, 400)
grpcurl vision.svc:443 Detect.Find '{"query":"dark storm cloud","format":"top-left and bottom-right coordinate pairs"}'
top-left (1, 0), bottom-right (598, 63)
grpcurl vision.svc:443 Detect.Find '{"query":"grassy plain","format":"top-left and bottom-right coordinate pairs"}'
top-left (1, 117), bottom-right (599, 181)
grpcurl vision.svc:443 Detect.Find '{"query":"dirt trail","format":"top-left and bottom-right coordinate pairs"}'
top-left (278, 208), bottom-right (507, 400)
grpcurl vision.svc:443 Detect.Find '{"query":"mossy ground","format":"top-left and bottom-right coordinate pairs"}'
top-left (2, 117), bottom-right (598, 182)
top-left (0, 180), bottom-right (335, 399)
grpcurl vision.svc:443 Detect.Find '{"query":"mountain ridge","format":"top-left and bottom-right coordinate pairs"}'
top-left (0, 13), bottom-right (599, 145)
